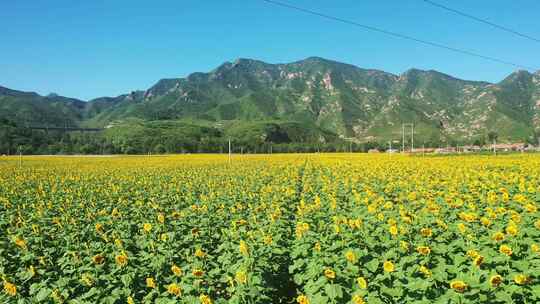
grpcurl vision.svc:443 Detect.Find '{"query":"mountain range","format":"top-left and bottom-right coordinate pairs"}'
top-left (2, 57), bottom-right (540, 145)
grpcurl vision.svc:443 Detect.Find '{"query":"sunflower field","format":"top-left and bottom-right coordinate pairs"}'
top-left (1, 154), bottom-right (540, 304)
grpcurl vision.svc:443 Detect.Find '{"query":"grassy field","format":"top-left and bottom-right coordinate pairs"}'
top-left (1, 154), bottom-right (540, 303)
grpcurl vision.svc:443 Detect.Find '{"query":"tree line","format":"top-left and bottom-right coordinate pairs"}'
top-left (0, 123), bottom-right (380, 155)
top-left (2, 120), bottom-right (538, 155)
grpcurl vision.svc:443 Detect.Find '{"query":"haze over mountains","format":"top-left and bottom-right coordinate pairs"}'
top-left (2, 57), bottom-right (540, 145)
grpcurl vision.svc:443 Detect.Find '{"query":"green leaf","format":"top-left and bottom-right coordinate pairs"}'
top-left (35, 288), bottom-right (52, 302)
top-left (532, 284), bottom-right (540, 299)
top-left (79, 287), bottom-right (100, 300)
top-left (381, 286), bottom-right (403, 297)
top-left (155, 298), bottom-right (177, 304)
top-left (407, 278), bottom-right (431, 291)
top-left (324, 284), bottom-right (343, 300)
top-left (121, 273), bottom-right (133, 287)
top-left (365, 259), bottom-right (379, 273)
top-left (495, 291), bottom-right (512, 302)
top-left (366, 294), bottom-right (385, 304)
top-left (310, 293), bottom-right (329, 304)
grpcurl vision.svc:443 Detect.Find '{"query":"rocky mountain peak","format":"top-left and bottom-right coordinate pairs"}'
top-left (2, 57), bottom-right (539, 143)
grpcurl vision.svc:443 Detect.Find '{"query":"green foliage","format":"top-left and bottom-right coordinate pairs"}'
top-left (2, 58), bottom-right (540, 152)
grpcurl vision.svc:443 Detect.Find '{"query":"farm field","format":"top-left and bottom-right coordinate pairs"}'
top-left (1, 154), bottom-right (540, 304)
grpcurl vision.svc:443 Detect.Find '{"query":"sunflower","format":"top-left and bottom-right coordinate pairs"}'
top-left (324, 268), bottom-right (336, 279)
top-left (489, 274), bottom-right (503, 287)
top-left (115, 252), bottom-right (128, 267)
top-left (420, 228), bottom-right (432, 237)
top-left (473, 255), bottom-right (484, 267)
top-left (81, 273), bottom-right (93, 286)
top-left (142, 223), bottom-right (152, 233)
top-left (171, 264), bottom-right (183, 276)
top-left (295, 222), bottom-right (310, 238)
top-left (95, 223), bottom-right (104, 233)
top-left (419, 265), bottom-right (431, 277)
top-left (167, 283), bottom-right (181, 296)
top-left (357, 277), bottom-right (367, 289)
top-left (450, 280), bottom-right (467, 293)
top-left (14, 237), bottom-right (27, 250)
top-left (296, 295), bottom-right (309, 304)
top-left (506, 225), bottom-right (518, 236)
top-left (466, 250), bottom-right (479, 259)
top-left (514, 274), bottom-right (530, 285)
top-left (3, 280), bottom-right (17, 297)
top-left (345, 250), bottom-right (356, 263)
top-left (499, 245), bottom-right (512, 256)
top-left (192, 268), bottom-right (204, 277)
top-left (92, 254), bottom-right (105, 265)
top-left (195, 248), bottom-right (206, 258)
top-left (416, 246), bottom-right (431, 255)
top-left (352, 294), bottom-right (365, 304)
top-left (400, 241), bottom-right (409, 250)
top-left (146, 277), bottom-right (156, 289)
top-left (383, 260), bottom-right (395, 272)
top-left (389, 225), bottom-right (398, 236)
top-left (239, 240), bottom-right (249, 256)
top-left (199, 294), bottom-right (212, 304)
top-left (492, 232), bottom-right (505, 242)
top-left (235, 270), bottom-right (247, 284)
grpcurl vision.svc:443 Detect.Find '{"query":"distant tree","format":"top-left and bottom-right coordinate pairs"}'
top-left (79, 144), bottom-right (93, 154)
top-left (154, 144), bottom-right (166, 154)
top-left (488, 131), bottom-right (498, 143)
top-left (123, 146), bottom-right (137, 155)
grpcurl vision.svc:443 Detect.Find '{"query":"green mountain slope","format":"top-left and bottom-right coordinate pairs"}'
top-left (0, 86), bottom-right (86, 127)
top-left (2, 57), bottom-right (540, 150)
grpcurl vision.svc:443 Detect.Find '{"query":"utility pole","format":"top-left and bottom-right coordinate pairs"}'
top-left (228, 138), bottom-right (232, 163)
top-left (411, 124), bottom-right (415, 153)
top-left (493, 139), bottom-right (496, 156)
top-left (402, 123), bottom-right (414, 153)
top-left (18, 146), bottom-right (22, 168)
top-left (402, 124), bottom-right (405, 153)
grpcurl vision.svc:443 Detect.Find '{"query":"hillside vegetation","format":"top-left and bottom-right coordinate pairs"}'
top-left (2, 57), bottom-right (540, 154)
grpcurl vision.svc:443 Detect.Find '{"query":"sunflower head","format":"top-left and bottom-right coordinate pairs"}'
top-left (324, 268), bottom-right (336, 279)
top-left (450, 280), bottom-right (467, 293)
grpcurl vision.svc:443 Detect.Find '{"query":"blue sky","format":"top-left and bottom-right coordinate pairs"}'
top-left (1, 0), bottom-right (539, 100)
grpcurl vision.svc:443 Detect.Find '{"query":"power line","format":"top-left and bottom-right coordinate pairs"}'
top-left (260, 0), bottom-right (538, 71)
top-left (421, 0), bottom-right (540, 44)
